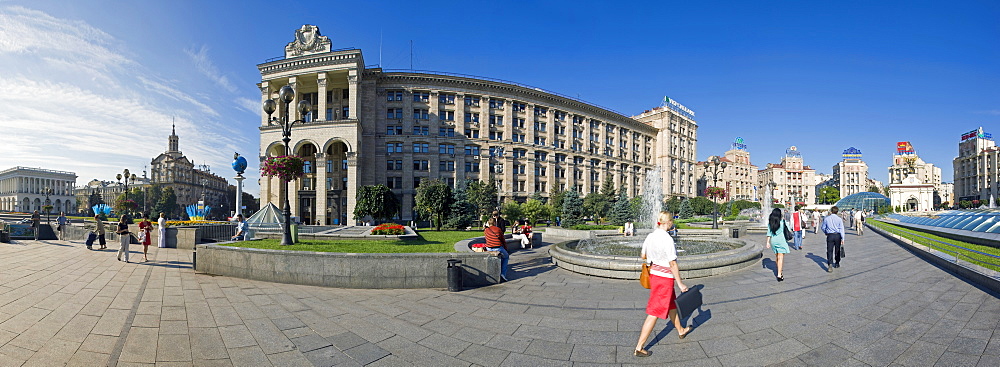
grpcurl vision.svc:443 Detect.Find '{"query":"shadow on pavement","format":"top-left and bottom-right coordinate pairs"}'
top-left (804, 252), bottom-right (829, 271)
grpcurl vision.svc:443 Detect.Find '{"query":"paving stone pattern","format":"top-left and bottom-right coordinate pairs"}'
top-left (0, 224), bottom-right (997, 366)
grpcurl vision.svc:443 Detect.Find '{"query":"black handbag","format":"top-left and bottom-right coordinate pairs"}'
top-left (783, 221), bottom-right (793, 242)
top-left (839, 244), bottom-right (846, 258)
top-left (675, 287), bottom-right (703, 320)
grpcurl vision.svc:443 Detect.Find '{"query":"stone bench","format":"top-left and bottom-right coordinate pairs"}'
top-left (461, 233), bottom-right (543, 252)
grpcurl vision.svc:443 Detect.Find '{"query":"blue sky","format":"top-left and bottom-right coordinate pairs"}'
top-left (1, 0), bottom-right (997, 196)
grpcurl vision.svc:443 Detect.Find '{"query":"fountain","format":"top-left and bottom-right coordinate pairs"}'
top-left (548, 167), bottom-right (764, 279)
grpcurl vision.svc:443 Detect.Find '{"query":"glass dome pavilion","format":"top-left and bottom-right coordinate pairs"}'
top-left (834, 192), bottom-right (890, 211)
top-left (887, 210), bottom-right (1000, 234)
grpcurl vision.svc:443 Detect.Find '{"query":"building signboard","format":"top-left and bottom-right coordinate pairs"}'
top-left (663, 96), bottom-right (695, 119)
top-left (732, 137), bottom-right (747, 151)
top-left (961, 127), bottom-right (992, 141)
top-left (842, 147), bottom-right (862, 159)
top-left (896, 141), bottom-right (915, 154)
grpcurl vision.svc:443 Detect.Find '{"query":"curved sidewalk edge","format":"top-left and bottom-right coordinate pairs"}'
top-left (869, 223), bottom-right (1000, 295)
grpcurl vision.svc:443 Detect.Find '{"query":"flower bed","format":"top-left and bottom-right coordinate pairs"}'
top-left (371, 223), bottom-right (405, 235)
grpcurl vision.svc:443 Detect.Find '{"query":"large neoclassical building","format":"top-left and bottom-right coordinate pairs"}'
top-left (0, 166), bottom-right (77, 214)
top-left (258, 25), bottom-right (699, 224)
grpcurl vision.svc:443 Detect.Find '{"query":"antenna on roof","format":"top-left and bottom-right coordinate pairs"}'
top-left (409, 40), bottom-right (413, 70)
top-left (379, 29), bottom-right (383, 67)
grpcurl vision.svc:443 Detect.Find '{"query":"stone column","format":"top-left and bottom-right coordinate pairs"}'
top-left (288, 77), bottom-right (299, 123)
top-left (346, 152), bottom-right (358, 224)
top-left (317, 73), bottom-right (328, 121)
top-left (260, 82), bottom-right (271, 126)
top-left (314, 153), bottom-right (328, 225)
top-left (347, 70), bottom-right (358, 119)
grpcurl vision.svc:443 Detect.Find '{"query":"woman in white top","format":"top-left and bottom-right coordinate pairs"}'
top-left (157, 213), bottom-right (168, 248)
top-left (633, 211), bottom-right (691, 357)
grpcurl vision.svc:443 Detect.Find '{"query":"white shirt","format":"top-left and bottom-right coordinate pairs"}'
top-left (641, 229), bottom-right (678, 278)
top-left (158, 217), bottom-right (166, 229)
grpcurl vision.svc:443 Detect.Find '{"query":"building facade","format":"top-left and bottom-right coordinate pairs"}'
top-left (695, 139), bottom-right (758, 201)
top-left (0, 166), bottom-right (77, 214)
top-left (831, 147), bottom-right (870, 199)
top-left (149, 125), bottom-right (232, 217)
top-left (73, 178), bottom-right (152, 214)
top-left (758, 146), bottom-right (816, 207)
top-left (257, 25), bottom-right (695, 224)
top-left (888, 141), bottom-right (943, 211)
top-left (953, 127), bottom-right (998, 203)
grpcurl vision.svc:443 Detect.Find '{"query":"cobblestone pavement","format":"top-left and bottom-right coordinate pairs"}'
top-left (0, 226), bottom-right (997, 366)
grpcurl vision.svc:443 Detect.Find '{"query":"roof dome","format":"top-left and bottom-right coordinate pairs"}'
top-left (834, 192), bottom-right (890, 211)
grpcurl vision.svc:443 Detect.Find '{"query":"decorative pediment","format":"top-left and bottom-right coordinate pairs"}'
top-left (285, 25), bottom-right (331, 58)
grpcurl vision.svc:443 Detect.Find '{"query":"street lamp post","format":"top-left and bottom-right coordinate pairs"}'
top-left (116, 169), bottom-right (136, 218)
top-left (702, 156), bottom-right (727, 229)
top-left (263, 85), bottom-right (312, 246)
top-left (43, 187), bottom-right (53, 224)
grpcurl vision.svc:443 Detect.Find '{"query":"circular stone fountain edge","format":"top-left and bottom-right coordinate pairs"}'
top-left (549, 239), bottom-right (763, 279)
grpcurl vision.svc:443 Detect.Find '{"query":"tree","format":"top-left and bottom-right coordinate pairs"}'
top-left (521, 199), bottom-right (548, 225)
top-left (600, 176), bottom-right (616, 198)
top-left (678, 198), bottom-right (694, 219)
top-left (154, 187), bottom-right (177, 219)
top-left (867, 185), bottom-right (881, 193)
top-left (87, 191), bottom-right (104, 215)
top-left (583, 192), bottom-right (613, 224)
top-left (819, 187), bottom-right (841, 205)
top-left (446, 182), bottom-right (476, 230)
top-left (415, 179), bottom-right (454, 231)
top-left (501, 200), bottom-right (523, 223)
top-left (663, 197), bottom-right (683, 214)
top-left (729, 200), bottom-right (761, 216)
top-left (354, 185), bottom-right (400, 223)
top-left (466, 180), bottom-right (497, 222)
top-left (688, 197), bottom-right (715, 215)
top-left (561, 189), bottom-right (585, 227)
top-left (548, 186), bottom-right (566, 221)
top-left (530, 191), bottom-right (545, 203)
top-left (610, 193), bottom-right (635, 225)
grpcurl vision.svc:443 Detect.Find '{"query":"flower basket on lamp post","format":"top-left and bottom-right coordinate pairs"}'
top-left (261, 155), bottom-right (306, 182)
top-left (705, 187), bottom-right (727, 227)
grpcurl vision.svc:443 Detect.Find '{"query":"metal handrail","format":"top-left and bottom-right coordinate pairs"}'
top-left (871, 220), bottom-right (1000, 269)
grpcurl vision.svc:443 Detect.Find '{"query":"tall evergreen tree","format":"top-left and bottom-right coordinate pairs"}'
top-left (445, 181), bottom-right (476, 230)
top-left (609, 193), bottom-right (634, 226)
top-left (561, 189), bottom-right (585, 227)
top-left (415, 179), bottom-right (454, 231)
top-left (678, 198), bottom-right (694, 219)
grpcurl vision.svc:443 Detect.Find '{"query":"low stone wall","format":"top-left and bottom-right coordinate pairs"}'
top-left (549, 239), bottom-right (762, 279)
top-left (194, 244), bottom-right (502, 289)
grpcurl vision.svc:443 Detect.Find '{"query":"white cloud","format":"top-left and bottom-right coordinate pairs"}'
top-left (0, 5), bottom-right (261, 197)
top-left (235, 97), bottom-right (261, 115)
top-left (974, 110), bottom-right (1000, 116)
top-left (185, 45), bottom-right (238, 93)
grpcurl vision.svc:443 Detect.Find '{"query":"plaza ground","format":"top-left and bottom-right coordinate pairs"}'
top-left (0, 225), bottom-right (997, 366)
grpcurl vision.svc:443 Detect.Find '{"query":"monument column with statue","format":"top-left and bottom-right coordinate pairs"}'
top-left (232, 153), bottom-right (248, 217)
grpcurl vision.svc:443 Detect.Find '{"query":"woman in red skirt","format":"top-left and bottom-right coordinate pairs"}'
top-left (633, 211), bottom-right (691, 357)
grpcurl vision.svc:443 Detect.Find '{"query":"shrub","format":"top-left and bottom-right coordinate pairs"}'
top-left (371, 223), bottom-right (405, 235)
top-left (570, 224), bottom-right (619, 230)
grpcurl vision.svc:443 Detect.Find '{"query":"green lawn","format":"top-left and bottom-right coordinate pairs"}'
top-left (220, 230), bottom-right (481, 253)
top-left (869, 220), bottom-right (1000, 272)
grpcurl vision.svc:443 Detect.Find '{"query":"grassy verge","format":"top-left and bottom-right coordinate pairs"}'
top-left (869, 220), bottom-right (1000, 272)
top-left (219, 230), bottom-right (480, 253)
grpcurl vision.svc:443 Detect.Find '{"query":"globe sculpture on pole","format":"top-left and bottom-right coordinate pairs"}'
top-left (232, 152), bottom-right (247, 218)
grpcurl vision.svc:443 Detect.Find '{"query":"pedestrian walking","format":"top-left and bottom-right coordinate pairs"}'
top-left (31, 210), bottom-right (41, 240)
top-left (854, 210), bottom-right (865, 236)
top-left (483, 217), bottom-right (509, 282)
top-left (791, 205), bottom-right (805, 250)
top-left (157, 212), bottom-right (167, 248)
top-left (633, 211), bottom-right (691, 357)
top-left (822, 206), bottom-right (846, 272)
top-left (138, 214), bottom-right (153, 261)
top-left (765, 208), bottom-right (790, 281)
top-left (812, 210), bottom-right (822, 234)
top-left (56, 212), bottom-right (68, 240)
top-left (116, 216), bottom-right (131, 263)
top-left (94, 214), bottom-right (107, 249)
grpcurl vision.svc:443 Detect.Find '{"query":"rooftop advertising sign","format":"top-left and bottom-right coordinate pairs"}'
top-left (842, 147), bottom-right (862, 159)
top-left (732, 137), bottom-right (747, 150)
top-left (897, 141), bottom-right (915, 154)
top-left (961, 127), bottom-right (992, 141)
top-left (663, 96), bottom-right (695, 119)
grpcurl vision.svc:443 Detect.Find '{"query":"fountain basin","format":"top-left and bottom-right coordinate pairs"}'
top-left (549, 238), bottom-right (762, 279)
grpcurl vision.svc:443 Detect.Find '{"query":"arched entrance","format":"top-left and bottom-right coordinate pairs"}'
top-left (906, 197), bottom-right (918, 211)
top-left (295, 142), bottom-right (320, 225)
top-left (324, 141), bottom-right (349, 225)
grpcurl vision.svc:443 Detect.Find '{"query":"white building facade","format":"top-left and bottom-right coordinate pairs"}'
top-left (758, 146), bottom-right (816, 207)
top-left (953, 127), bottom-right (998, 203)
top-left (831, 147), bottom-right (869, 198)
top-left (0, 166), bottom-right (77, 213)
top-left (888, 142), bottom-right (943, 211)
top-left (257, 25), bottom-right (696, 224)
